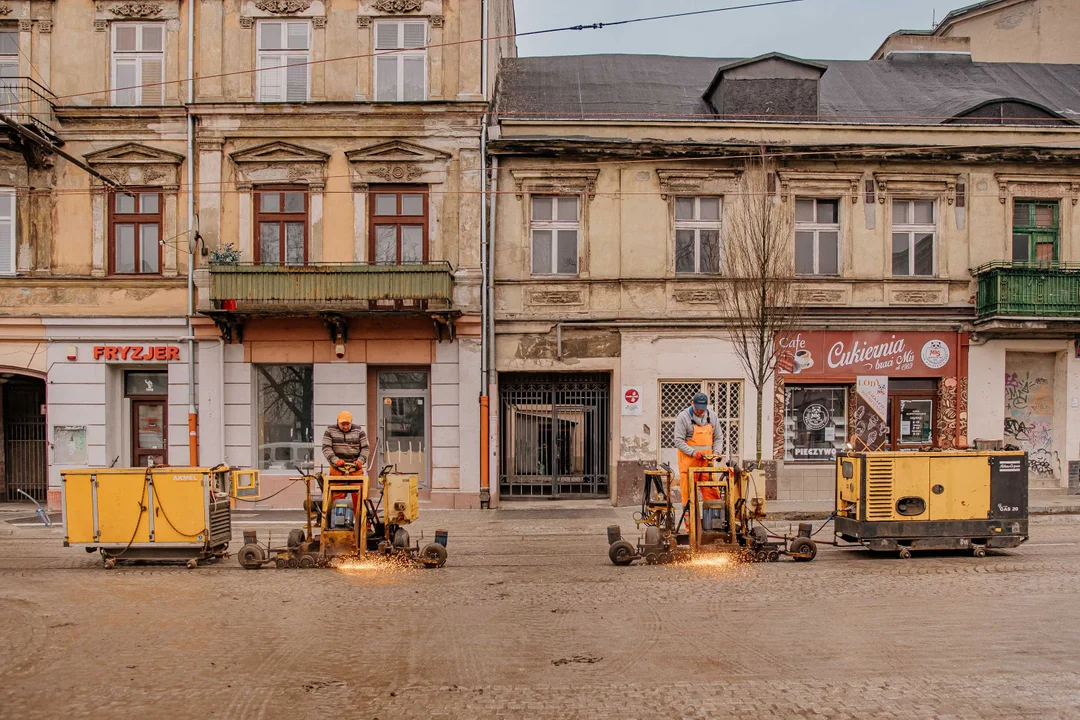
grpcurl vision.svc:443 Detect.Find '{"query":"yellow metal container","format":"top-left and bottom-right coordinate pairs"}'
top-left (834, 450), bottom-right (1027, 556)
top-left (62, 466), bottom-right (254, 566)
top-left (382, 473), bottom-right (420, 525)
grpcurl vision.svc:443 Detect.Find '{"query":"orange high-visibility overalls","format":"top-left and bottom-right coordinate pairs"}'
top-left (678, 413), bottom-right (721, 505)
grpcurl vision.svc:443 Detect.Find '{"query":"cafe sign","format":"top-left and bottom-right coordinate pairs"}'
top-left (779, 332), bottom-right (957, 378)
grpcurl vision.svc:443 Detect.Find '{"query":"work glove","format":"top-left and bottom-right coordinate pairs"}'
top-left (333, 458), bottom-right (345, 468)
top-left (693, 450), bottom-right (705, 460)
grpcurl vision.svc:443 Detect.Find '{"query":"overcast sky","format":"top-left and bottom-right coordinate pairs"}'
top-left (515, 0), bottom-right (982, 60)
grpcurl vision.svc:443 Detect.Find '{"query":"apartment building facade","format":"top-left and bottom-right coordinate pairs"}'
top-left (489, 50), bottom-right (1080, 503)
top-left (0, 0), bottom-right (515, 510)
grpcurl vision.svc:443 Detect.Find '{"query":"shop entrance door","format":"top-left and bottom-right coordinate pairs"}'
top-left (377, 371), bottom-right (429, 493)
top-left (126, 371), bottom-right (168, 467)
top-left (890, 395), bottom-right (935, 451)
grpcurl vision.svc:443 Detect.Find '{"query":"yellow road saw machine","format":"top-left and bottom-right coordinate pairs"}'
top-left (237, 463), bottom-right (448, 569)
top-left (607, 454), bottom-right (817, 565)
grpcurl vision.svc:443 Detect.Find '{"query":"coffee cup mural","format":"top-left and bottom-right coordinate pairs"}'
top-left (792, 349), bottom-right (814, 374)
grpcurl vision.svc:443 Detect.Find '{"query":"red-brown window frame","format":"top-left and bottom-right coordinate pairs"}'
top-left (254, 186), bottom-right (309, 264)
top-left (108, 188), bottom-right (163, 275)
top-left (368, 185), bottom-right (429, 264)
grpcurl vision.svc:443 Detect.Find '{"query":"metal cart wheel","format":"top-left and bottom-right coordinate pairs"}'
top-left (421, 543), bottom-right (448, 568)
top-left (275, 557), bottom-right (287, 569)
top-left (609, 540), bottom-right (636, 566)
top-left (789, 537), bottom-right (817, 562)
top-left (299, 555), bottom-right (316, 568)
top-left (238, 544), bottom-right (265, 570)
top-left (972, 545), bottom-right (986, 558)
top-left (898, 547), bottom-right (912, 560)
top-left (286, 557), bottom-right (299, 569)
top-left (186, 559), bottom-right (198, 569)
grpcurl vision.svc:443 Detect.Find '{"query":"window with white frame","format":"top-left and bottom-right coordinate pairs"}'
top-left (0, 188), bottom-right (14, 275)
top-left (530, 196), bottom-right (579, 275)
top-left (374, 20), bottom-right (427, 102)
top-left (891, 199), bottom-right (935, 277)
top-left (257, 20), bottom-right (310, 103)
top-left (794, 198), bottom-right (839, 275)
top-left (674, 196), bottom-right (721, 274)
top-left (111, 23), bottom-right (164, 106)
top-left (0, 31), bottom-right (18, 114)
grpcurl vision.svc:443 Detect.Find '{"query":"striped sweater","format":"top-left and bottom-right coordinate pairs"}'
top-left (321, 424), bottom-right (370, 466)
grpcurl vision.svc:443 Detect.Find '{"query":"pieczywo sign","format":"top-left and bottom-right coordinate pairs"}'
top-left (93, 346), bottom-right (181, 361)
top-left (778, 332), bottom-right (956, 378)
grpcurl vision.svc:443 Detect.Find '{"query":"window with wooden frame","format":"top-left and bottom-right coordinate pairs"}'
top-left (111, 23), bottom-right (164, 106)
top-left (674, 196), bottom-right (721, 274)
top-left (530, 195), bottom-right (579, 275)
top-left (256, 187), bottom-right (308, 265)
top-left (256, 20), bottom-right (310, 103)
top-left (110, 190), bottom-right (162, 275)
top-left (891, 199), bottom-right (935, 277)
top-left (369, 186), bottom-right (428, 264)
top-left (794, 198), bottom-right (839, 276)
top-left (374, 20), bottom-right (427, 102)
top-left (1013, 200), bottom-right (1059, 264)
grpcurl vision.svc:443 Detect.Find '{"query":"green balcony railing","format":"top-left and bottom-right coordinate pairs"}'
top-left (973, 261), bottom-right (1080, 319)
top-left (209, 262), bottom-right (453, 311)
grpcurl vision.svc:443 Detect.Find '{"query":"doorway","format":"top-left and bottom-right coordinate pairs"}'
top-left (888, 380), bottom-right (937, 451)
top-left (377, 370), bottom-right (429, 494)
top-left (1, 374), bottom-right (47, 502)
top-left (498, 372), bottom-right (611, 499)
top-left (126, 371), bottom-right (168, 467)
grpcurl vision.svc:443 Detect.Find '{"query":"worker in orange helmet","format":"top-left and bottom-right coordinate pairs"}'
top-left (322, 410), bottom-right (369, 476)
top-left (321, 410), bottom-right (369, 516)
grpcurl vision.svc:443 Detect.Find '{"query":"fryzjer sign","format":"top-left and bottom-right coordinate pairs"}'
top-left (93, 346), bottom-right (181, 361)
top-left (778, 332), bottom-right (957, 378)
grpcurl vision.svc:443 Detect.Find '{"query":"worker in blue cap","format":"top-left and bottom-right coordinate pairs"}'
top-left (674, 392), bottom-right (726, 506)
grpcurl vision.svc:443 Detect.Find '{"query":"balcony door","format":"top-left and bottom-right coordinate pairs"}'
top-left (255, 187), bottom-right (308, 265)
top-left (1013, 200), bottom-right (1058, 265)
top-left (369, 185), bottom-right (428, 264)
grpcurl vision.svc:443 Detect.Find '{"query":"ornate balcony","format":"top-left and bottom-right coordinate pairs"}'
top-left (973, 261), bottom-right (1080, 320)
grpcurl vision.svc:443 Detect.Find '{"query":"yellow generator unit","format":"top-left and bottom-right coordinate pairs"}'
top-left (62, 466), bottom-right (257, 568)
top-left (834, 451), bottom-right (1028, 558)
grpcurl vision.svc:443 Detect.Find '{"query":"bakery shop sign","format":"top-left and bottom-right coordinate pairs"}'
top-left (93, 345), bottom-right (181, 361)
top-left (778, 332), bottom-right (956, 378)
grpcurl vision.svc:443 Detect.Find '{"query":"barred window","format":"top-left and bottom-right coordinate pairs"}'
top-left (659, 380), bottom-right (741, 468)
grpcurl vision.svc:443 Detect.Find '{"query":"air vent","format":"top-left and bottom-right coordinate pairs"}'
top-left (866, 457), bottom-right (894, 521)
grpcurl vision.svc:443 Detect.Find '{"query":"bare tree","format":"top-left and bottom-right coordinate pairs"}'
top-left (719, 153), bottom-right (804, 464)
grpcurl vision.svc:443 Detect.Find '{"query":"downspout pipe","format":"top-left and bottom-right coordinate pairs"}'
top-left (479, 117), bottom-right (490, 506)
top-left (487, 155), bottom-right (499, 506)
top-left (186, 0), bottom-right (198, 466)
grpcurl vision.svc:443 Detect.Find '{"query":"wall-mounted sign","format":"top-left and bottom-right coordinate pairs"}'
top-left (93, 346), bottom-right (180, 362)
top-left (779, 332), bottom-right (957, 378)
top-left (622, 386), bottom-right (642, 416)
top-left (856, 376), bottom-right (889, 422)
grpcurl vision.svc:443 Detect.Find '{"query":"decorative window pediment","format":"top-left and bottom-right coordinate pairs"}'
top-left (511, 169), bottom-right (600, 200)
top-left (874, 172), bottom-right (960, 205)
top-left (85, 142), bottom-right (184, 187)
top-left (230, 141), bottom-right (330, 187)
top-left (347, 140), bottom-right (451, 185)
top-left (777, 171), bottom-right (862, 204)
top-left (656, 168), bottom-right (741, 200)
top-left (95, 1), bottom-right (181, 22)
top-left (996, 173), bottom-right (1080, 206)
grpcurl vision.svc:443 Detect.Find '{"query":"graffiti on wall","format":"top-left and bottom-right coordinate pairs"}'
top-left (1004, 353), bottom-right (1056, 479)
